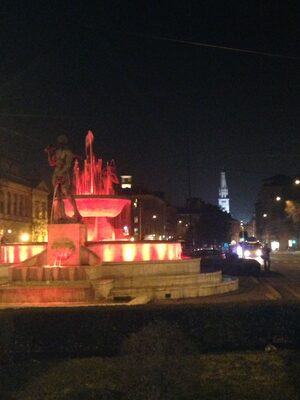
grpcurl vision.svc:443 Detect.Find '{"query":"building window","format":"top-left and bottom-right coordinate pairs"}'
top-left (13, 194), bottom-right (18, 215)
top-left (35, 201), bottom-right (40, 219)
top-left (7, 192), bottom-right (11, 215)
top-left (25, 197), bottom-right (30, 217)
top-left (19, 195), bottom-right (24, 216)
top-left (41, 202), bottom-right (47, 219)
top-left (0, 191), bottom-right (4, 214)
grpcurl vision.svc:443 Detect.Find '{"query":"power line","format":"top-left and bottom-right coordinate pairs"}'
top-left (0, 126), bottom-right (43, 145)
top-left (0, 113), bottom-right (65, 119)
top-left (122, 31), bottom-right (300, 61)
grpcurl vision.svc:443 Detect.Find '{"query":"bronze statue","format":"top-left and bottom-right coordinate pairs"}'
top-left (45, 135), bottom-right (82, 223)
top-left (102, 160), bottom-right (119, 195)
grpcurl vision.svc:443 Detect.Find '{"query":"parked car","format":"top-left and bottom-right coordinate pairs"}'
top-left (196, 248), bottom-right (226, 271)
top-left (222, 258), bottom-right (261, 277)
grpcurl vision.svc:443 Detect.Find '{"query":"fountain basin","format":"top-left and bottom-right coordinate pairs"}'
top-left (61, 196), bottom-right (131, 218)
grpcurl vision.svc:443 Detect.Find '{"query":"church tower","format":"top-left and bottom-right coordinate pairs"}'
top-left (218, 170), bottom-right (230, 213)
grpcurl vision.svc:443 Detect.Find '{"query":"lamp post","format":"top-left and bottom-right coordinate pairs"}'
top-left (262, 213), bottom-right (268, 243)
top-left (152, 214), bottom-right (157, 239)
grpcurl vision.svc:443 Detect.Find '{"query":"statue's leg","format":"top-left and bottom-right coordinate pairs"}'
top-left (69, 194), bottom-right (82, 221)
top-left (62, 185), bottom-right (82, 222)
top-left (56, 186), bottom-right (68, 220)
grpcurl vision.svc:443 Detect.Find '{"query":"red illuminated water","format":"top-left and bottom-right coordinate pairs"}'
top-left (73, 130), bottom-right (119, 196)
top-left (67, 131), bottom-right (131, 240)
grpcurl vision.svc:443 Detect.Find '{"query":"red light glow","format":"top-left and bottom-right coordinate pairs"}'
top-left (0, 241), bottom-right (182, 264)
top-left (55, 131), bottom-right (132, 241)
top-left (62, 197), bottom-right (130, 218)
top-left (1, 244), bottom-right (47, 264)
top-left (88, 241), bottom-right (182, 263)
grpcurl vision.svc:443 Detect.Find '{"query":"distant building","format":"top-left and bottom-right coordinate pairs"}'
top-left (119, 182), bottom-right (177, 240)
top-left (218, 170), bottom-right (230, 213)
top-left (120, 175), bottom-right (132, 189)
top-left (0, 178), bottom-right (49, 243)
top-left (0, 157), bottom-right (49, 243)
top-left (254, 174), bottom-right (300, 250)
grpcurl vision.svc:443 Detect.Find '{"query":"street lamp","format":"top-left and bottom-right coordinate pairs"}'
top-left (20, 233), bottom-right (30, 242)
top-left (275, 196), bottom-right (281, 202)
top-left (152, 215), bottom-right (157, 239)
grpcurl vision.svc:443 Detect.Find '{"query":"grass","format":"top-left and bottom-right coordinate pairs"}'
top-left (2, 350), bottom-right (299, 399)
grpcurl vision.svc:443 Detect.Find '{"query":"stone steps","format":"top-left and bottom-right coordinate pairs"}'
top-left (110, 275), bottom-right (238, 300)
top-left (111, 271), bottom-right (222, 288)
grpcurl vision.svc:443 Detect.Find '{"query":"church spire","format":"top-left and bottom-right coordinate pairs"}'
top-left (218, 170), bottom-right (230, 213)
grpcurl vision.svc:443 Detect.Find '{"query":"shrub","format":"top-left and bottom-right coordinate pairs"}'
top-left (122, 319), bottom-right (195, 358)
top-left (1, 302), bottom-right (299, 359)
top-left (121, 320), bottom-right (197, 400)
top-left (0, 312), bottom-right (15, 390)
top-left (0, 313), bottom-right (14, 365)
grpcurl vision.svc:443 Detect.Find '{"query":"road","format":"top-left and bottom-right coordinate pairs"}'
top-left (259, 251), bottom-right (300, 301)
top-left (271, 251), bottom-right (300, 281)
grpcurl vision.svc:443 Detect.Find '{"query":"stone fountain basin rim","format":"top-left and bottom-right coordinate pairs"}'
top-left (61, 196), bottom-right (131, 217)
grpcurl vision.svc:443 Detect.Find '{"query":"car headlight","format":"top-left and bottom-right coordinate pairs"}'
top-left (256, 249), bottom-right (262, 257)
top-left (244, 250), bottom-right (250, 257)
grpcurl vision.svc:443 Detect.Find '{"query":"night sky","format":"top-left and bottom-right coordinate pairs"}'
top-left (1, 1), bottom-right (300, 222)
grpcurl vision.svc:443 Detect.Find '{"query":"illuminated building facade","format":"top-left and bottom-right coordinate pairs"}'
top-left (0, 178), bottom-right (49, 243)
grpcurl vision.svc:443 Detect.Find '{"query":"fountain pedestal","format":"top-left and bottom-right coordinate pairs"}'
top-left (47, 224), bottom-right (87, 266)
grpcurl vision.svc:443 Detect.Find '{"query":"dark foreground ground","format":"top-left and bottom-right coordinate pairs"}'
top-left (1, 350), bottom-right (299, 400)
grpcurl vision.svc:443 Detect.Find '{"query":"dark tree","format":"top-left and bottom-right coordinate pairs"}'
top-left (185, 202), bottom-right (232, 247)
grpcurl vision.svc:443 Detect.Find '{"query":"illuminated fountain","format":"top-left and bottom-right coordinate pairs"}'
top-left (0, 131), bottom-right (238, 304)
top-left (60, 130), bottom-right (132, 241)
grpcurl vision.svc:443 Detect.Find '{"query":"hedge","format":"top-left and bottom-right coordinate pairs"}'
top-left (0, 301), bottom-right (299, 359)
